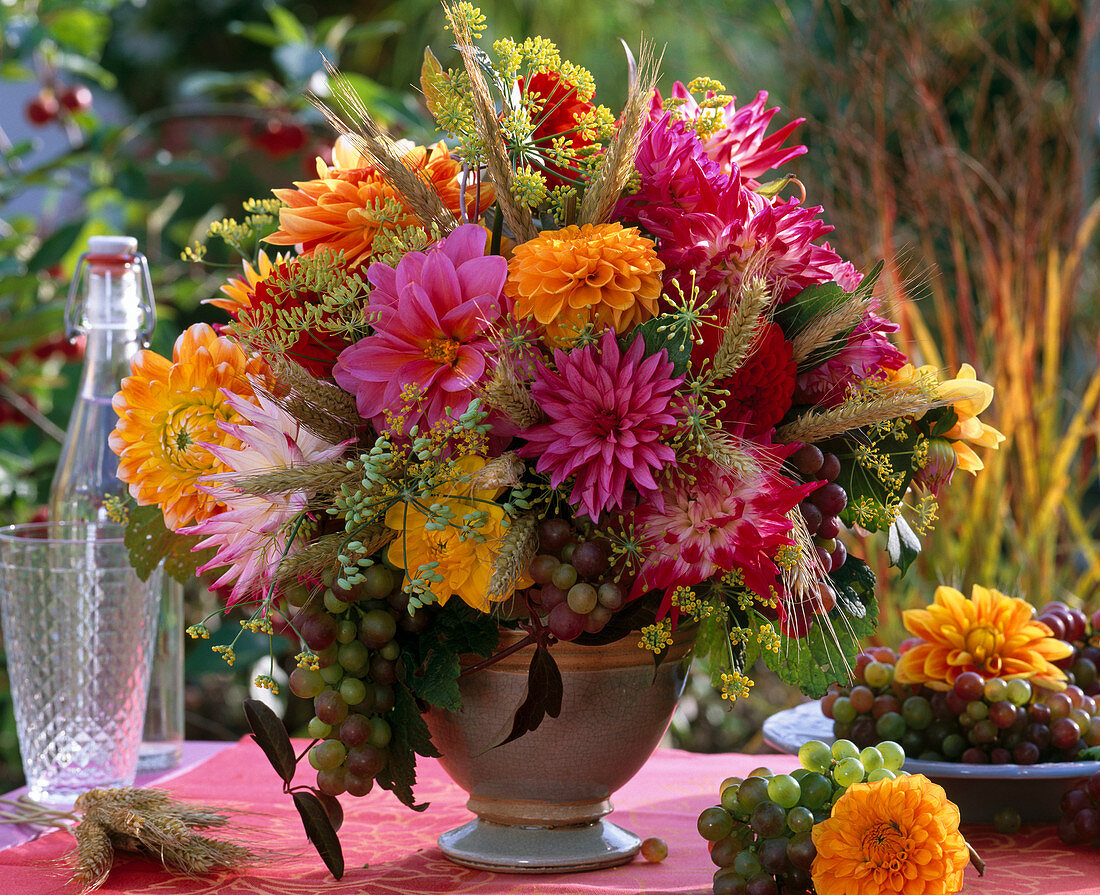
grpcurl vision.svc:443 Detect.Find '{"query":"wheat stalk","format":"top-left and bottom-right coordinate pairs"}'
top-left (482, 357), bottom-right (540, 428)
top-left (276, 528), bottom-right (396, 582)
top-left (710, 277), bottom-right (773, 379)
top-left (470, 451), bottom-right (524, 489)
top-left (311, 59), bottom-right (458, 236)
top-left (789, 294), bottom-right (875, 368)
top-left (209, 459), bottom-right (358, 498)
top-left (578, 39), bottom-right (662, 225)
top-left (487, 514), bottom-right (538, 603)
top-left (775, 389), bottom-right (940, 444)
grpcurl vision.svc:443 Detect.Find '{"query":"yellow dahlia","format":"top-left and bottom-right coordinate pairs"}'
top-left (265, 135), bottom-right (494, 267)
top-left (109, 323), bottom-right (271, 531)
top-left (383, 455), bottom-right (513, 613)
top-left (894, 584), bottom-right (1073, 692)
top-left (811, 774), bottom-right (970, 895)
top-left (506, 222), bottom-right (664, 345)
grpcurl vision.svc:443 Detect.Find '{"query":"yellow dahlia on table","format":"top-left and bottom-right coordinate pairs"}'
top-left (109, 323), bottom-right (271, 531)
top-left (506, 222), bottom-right (664, 345)
top-left (894, 584), bottom-right (1073, 691)
top-left (811, 774), bottom-right (970, 895)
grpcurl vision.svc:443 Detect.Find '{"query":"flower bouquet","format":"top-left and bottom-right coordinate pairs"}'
top-left (108, 1), bottom-right (1000, 878)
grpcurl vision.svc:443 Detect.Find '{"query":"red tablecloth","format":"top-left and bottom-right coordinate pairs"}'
top-left (1, 739), bottom-right (1097, 894)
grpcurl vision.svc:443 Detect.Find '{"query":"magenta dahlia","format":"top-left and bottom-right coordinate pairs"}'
top-left (333, 224), bottom-right (507, 431)
top-left (649, 84), bottom-right (807, 183)
top-left (795, 311), bottom-right (908, 407)
top-left (630, 455), bottom-right (815, 615)
top-left (518, 328), bottom-right (683, 521)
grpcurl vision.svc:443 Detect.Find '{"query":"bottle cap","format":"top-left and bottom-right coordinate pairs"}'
top-left (86, 235), bottom-right (139, 257)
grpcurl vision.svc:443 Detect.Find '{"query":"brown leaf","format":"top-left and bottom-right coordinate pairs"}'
top-left (292, 790), bottom-right (345, 880)
top-left (243, 698), bottom-right (296, 786)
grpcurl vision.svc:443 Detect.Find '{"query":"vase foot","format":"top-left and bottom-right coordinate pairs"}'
top-left (438, 817), bottom-right (641, 873)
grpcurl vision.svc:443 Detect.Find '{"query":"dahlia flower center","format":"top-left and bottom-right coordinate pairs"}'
top-left (964, 625), bottom-right (1003, 672)
top-left (591, 407), bottom-right (622, 437)
top-left (862, 820), bottom-right (907, 870)
top-left (424, 337), bottom-right (460, 366)
top-left (162, 404), bottom-right (220, 467)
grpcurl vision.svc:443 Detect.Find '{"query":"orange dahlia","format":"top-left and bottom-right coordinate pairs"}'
top-left (110, 323), bottom-right (271, 531)
top-left (894, 584), bottom-right (1073, 692)
top-left (265, 136), bottom-right (494, 267)
top-left (506, 222), bottom-right (664, 345)
top-left (812, 774), bottom-right (970, 895)
top-left (207, 249), bottom-right (288, 314)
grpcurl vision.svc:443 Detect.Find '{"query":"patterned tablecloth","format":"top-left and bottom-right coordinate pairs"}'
top-left (1, 739), bottom-right (1097, 894)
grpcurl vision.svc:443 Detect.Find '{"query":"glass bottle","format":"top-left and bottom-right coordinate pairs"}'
top-left (48, 235), bottom-right (183, 771)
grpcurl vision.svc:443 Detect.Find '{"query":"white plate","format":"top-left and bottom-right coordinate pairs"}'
top-left (762, 701), bottom-right (1100, 822)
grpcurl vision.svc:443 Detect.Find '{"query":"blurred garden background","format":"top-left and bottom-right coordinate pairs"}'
top-left (0, 0), bottom-right (1097, 788)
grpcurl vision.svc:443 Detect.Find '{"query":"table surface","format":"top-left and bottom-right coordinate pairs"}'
top-left (1, 740), bottom-right (1097, 894)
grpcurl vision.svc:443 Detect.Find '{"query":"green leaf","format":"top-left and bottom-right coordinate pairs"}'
top-left (421, 46), bottom-right (447, 120)
top-left (432, 604), bottom-right (499, 657)
top-left (621, 314), bottom-right (692, 378)
top-left (886, 516), bottom-right (922, 574)
top-left (124, 503), bottom-right (217, 584)
top-left (376, 683), bottom-right (437, 811)
top-left (826, 429), bottom-right (922, 533)
top-left (291, 790), bottom-right (345, 880)
top-left (491, 644), bottom-right (563, 748)
top-left (43, 8), bottom-right (111, 57)
top-left (26, 221), bottom-right (84, 273)
top-left (406, 646), bottom-right (462, 711)
top-left (242, 698), bottom-right (296, 786)
top-left (267, 5), bottom-right (309, 43)
top-left (227, 22), bottom-right (283, 47)
top-left (923, 405), bottom-right (959, 438)
top-left (764, 558), bottom-right (878, 697)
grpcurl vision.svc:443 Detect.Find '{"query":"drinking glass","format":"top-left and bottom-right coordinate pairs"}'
top-left (0, 522), bottom-right (162, 804)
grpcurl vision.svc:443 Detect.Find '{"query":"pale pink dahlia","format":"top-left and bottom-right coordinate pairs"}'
top-left (333, 224), bottom-right (507, 431)
top-left (518, 328), bottom-right (683, 521)
top-left (180, 390), bottom-right (349, 606)
top-left (649, 84), bottom-right (807, 182)
top-left (630, 455), bottom-right (815, 615)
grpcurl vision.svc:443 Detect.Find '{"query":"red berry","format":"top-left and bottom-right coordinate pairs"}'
top-left (25, 92), bottom-right (59, 125)
top-left (58, 84), bottom-right (93, 112)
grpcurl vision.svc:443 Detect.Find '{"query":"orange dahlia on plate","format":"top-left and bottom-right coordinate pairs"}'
top-left (811, 774), bottom-right (970, 895)
top-left (894, 584), bottom-right (1073, 692)
top-left (110, 323), bottom-right (271, 531)
top-left (506, 222), bottom-right (664, 345)
top-left (266, 136), bottom-right (493, 267)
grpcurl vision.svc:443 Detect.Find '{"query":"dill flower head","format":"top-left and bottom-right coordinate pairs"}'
top-left (517, 328), bottom-right (683, 521)
top-left (515, 70), bottom-right (595, 189)
top-left (180, 391), bottom-right (349, 606)
top-left (811, 774), bottom-right (970, 895)
top-left (265, 136), bottom-right (493, 267)
top-left (109, 323), bottom-right (271, 531)
top-left (894, 584), bottom-right (1073, 691)
top-left (506, 223), bottom-right (663, 345)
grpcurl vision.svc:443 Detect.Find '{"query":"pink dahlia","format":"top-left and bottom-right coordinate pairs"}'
top-left (518, 328), bottom-right (683, 521)
top-left (630, 455), bottom-right (815, 615)
top-left (181, 390), bottom-right (349, 606)
top-left (649, 84), bottom-right (807, 183)
top-left (795, 311), bottom-right (908, 407)
top-left (333, 224), bottom-right (507, 431)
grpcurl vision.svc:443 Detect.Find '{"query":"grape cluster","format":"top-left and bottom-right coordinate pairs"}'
top-left (284, 565), bottom-right (432, 797)
top-left (789, 444), bottom-right (848, 574)
top-left (699, 738), bottom-right (907, 895)
top-left (520, 518), bottom-right (630, 641)
top-left (1058, 769), bottom-right (1100, 847)
top-left (1036, 602), bottom-right (1100, 697)
top-left (822, 641), bottom-right (1100, 764)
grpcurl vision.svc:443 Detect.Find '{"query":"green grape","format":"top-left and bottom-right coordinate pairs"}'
top-left (831, 738), bottom-right (860, 761)
top-left (791, 767), bottom-right (811, 781)
top-left (323, 589), bottom-right (346, 614)
top-left (746, 766), bottom-right (774, 779)
top-left (833, 756), bottom-right (866, 787)
top-left (797, 772), bottom-right (832, 809)
top-left (875, 712), bottom-right (906, 741)
top-left (698, 806), bottom-right (735, 841)
top-left (941, 733), bottom-right (966, 760)
top-left (308, 739), bottom-right (346, 771)
top-left (319, 663), bottom-right (343, 685)
top-left (369, 717), bottom-right (392, 748)
top-left (901, 696), bottom-right (933, 730)
top-left (720, 776), bottom-right (744, 796)
top-left (339, 677), bottom-right (367, 707)
top-left (866, 768), bottom-right (896, 782)
top-left (336, 620), bottom-right (358, 644)
top-left (983, 678), bottom-right (1008, 703)
top-left (1006, 678), bottom-right (1032, 707)
top-left (864, 660), bottom-right (894, 688)
top-left (787, 805), bottom-right (814, 833)
top-left (859, 746), bottom-right (885, 772)
top-left (832, 696), bottom-right (857, 724)
top-left (798, 739), bottom-right (833, 774)
top-left (767, 774), bottom-right (801, 809)
top-left (289, 668), bottom-right (326, 699)
top-left (720, 784), bottom-right (741, 812)
top-left (306, 716), bottom-right (332, 739)
top-left (966, 700), bottom-right (989, 721)
top-left (733, 850), bottom-right (762, 879)
top-left (336, 640), bottom-right (369, 674)
top-left (877, 740), bottom-right (905, 771)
